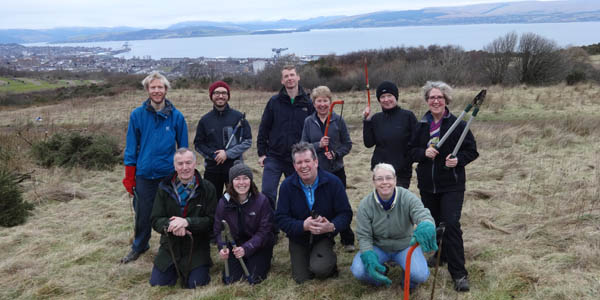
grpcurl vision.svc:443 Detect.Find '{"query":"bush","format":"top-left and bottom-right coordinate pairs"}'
top-left (0, 167), bottom-right (33, 227)
top-left (31, 132), bottom-right (121, 170)
top-left (566, 70), bottom-right (587, 85)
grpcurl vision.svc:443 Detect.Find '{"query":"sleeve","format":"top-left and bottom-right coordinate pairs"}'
top-left (151, 188), bottom-right (171, 234)
top-left (408, 122), bottom-right (428, 163)
top-left (275, 182), bottom-right (305, 237)
top-left (123, 111), bottom-right (139, 166)
top-left (334, 117), bottom-right (352, 157)
top-left (405, 190), bottom-right (435, 226)
top-left (257, 99), bottom-right (273, 157)
top-left (225, 118), bottom-right (252, 159)
top-left (301, 117), bottom-right (323, 153)
top-left (186, 182), bottom-right (217, 235)
top-left (355, 196), bottom-right (374, 252)
top-left (213, 198), bottom-right (226, 249)
top-left (175, 112), bottom-right (188, 148)
top-left (241, 196), bottom-right (274, 257)
top-left (363, 117), bottom-right (376, 148)
top-left (194, 119), bottom-right (216, 160)
top-left (455, 125), bottom-right (479, 167)
top-left (329, 179), bottom-right (353, 234)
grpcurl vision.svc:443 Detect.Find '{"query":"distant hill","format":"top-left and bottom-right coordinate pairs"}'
top-left (1, 0), bottom-right (598, 44)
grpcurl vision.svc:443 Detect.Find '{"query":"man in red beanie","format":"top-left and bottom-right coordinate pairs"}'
top-left (194, 81), bottom-right (252, 196)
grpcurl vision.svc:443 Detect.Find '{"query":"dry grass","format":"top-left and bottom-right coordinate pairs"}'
top-left (0, 82), bottom-right (599, 299)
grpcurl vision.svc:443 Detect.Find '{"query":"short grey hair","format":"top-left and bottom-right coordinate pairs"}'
top-left (174, 147), bottom-right (196, 161)
top-left (142, 71), bottom-right (171, 91)
top-left (422, 81), bottom-right (452, 105)
top-left (372, 163), bottom-right (396, 178)
top-left (311, 86), bottom-right (332, 101)
top-left (291, 141), bottom-right (317, 162)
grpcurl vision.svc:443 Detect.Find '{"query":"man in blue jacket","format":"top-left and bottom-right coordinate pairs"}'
top-left (257, 65), bottom-right (314, 210)
top-left (121, 71), bottom-right (189, 264)
top-left (275, 142), bottom-right (352, 283)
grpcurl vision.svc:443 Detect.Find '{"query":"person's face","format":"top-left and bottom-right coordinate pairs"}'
top-left (147, 79), bottom-right (167, 105)
top-left (293, 150), bottom-right (318, 185)
top-left (427, 88), bottom-right (446, 116)
top-left (379, 93), bottom-right (397, 110)
top-left (373, 168), bottom-right (396, 199)
top-left (211, 87), bottom-right (229, 109)
top-left (313, 96), bottom-right (331, 117)
top-left (232, 175), bottom-right (251, 196)
top-left (281, 69), bottom-right (300, 90)
top-left (174, 151), bottom-right (196, 182)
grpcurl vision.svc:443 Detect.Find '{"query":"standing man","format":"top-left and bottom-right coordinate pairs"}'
top-left (194, 80), bottom-right (252, 197)
top-left (121, 71), bottom-right (189, 264)
top-left (275, 142), bottom-right (352, 283)
top-left (257, 65), bottom-right (314, 210)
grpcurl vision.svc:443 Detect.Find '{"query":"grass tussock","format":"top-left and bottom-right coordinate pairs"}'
top-left (0, 84), bottom-right (599, 299)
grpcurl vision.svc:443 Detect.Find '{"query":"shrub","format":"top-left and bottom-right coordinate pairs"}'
top-left (31, 132), bottom-right (120, 170)
top-left (566, 70), bottom-right (587, 85)
top-left (0, 167), bottom-right (33, 227)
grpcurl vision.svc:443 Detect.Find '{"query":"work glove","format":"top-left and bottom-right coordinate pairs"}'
top-left (410, 221), bottom-right (438, 253)
top-left (360, 250), bottom-right (392, 286)
top-left (122, 165), bottom-right (136, 195)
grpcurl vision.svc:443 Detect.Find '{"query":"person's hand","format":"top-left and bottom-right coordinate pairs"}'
top-left (172, 227), bottom-right (187, 237)
top-left (168, 216), bottom-right (189, 233)
top-left (324, 151), bottom-right (334, 160)
top-left (258, 155), bottom-right (266, 167)
top-left (360, 250), bottom-right (391, 286)
top-left (122, 165), bottom-right (136, 196)
top-left (445, 154), bottom-right (458, 168)
top-left (214, 150), bottom-right (227, 164)
top-left (219, 248), bottom-right (230, 260)
top-left (232, 246), bottom-right (245, 259)
top-left (314, 216), bottom-right (335, 233)
top-left (319, 136), bottom-right (330, 148)
top-left (303, 216), bottom-right (320, 234)
top-left (410, 222), bottom-right (438, 253)
top-left (363, 105), bottom-right (372, 120)
top-left (425, 146), bottom-right (439, 159)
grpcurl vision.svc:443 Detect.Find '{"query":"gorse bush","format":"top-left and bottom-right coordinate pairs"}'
top-left (31, 132), bottom-right (121, 170)
top-left (0, 167), bottom-right (33, 227)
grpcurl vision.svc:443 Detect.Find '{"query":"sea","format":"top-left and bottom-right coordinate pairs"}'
top-left (34, 22), bottom-right (599, 59)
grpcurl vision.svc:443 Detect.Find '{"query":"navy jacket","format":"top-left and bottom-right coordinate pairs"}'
top-left (194, 105), bottom-right (252, 173)
top-left (301, 112), bottom-right (352, 173)
top-left (257, 86), bottom-right (314, 162)
top-left (363, 105), bottom-right (417, 180)
top-left (275, 169), bottom-right (353, 246)
top-left (409, 110), bottom-right (479, 193)
top-left (124, 99), bottom-right (188, 179)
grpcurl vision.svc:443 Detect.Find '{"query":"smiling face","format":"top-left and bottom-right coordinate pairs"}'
top-left (147, 79), bottom-right (167, 106)
top-left (427, 88), bottom-right (447, 119)
top-left (210, 86), bottom-right (229, 110)
top-left (174, 150), bottom-right (196, 183)
top-left (313, 96), bottom-right (331, 118)
top-left (373, 167), bottom-right (396, 200)
top-left (281, 68), bottom-right (300, 90)
top-left (293, 149), bottom-right (318, 185)
top-left (232, 175), bottom-right (251, 199)
top-left (379, 93), bottom-right (397, 110)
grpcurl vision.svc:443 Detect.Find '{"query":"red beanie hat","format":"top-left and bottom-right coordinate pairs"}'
top-left (209, 81), bottom-right (230, 98)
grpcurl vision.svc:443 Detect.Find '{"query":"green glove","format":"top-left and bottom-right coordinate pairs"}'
top-left (410, 222), bottom-right (438, 253)
top-left (360, 250), bottom-right (392, 286)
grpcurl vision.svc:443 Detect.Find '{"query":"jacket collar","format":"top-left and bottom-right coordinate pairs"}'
top-left (212, 104), bottom-right (231, 116)
top-left (288, 168), bottom-right (330, 189)
top-left (144, 98), bottom-right (174, 117)
top-left (420, 107), bottom-right (451, 123)
top-left (278, 85), bottom-right (309, 103)
top-left (371, 187), bottom-right (400, 210)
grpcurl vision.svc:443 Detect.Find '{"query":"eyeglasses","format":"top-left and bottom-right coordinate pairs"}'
top-left (427, 95), bottom-right (445, 102)
top-left (213, 91), bottom-right (228, 96)
top-left (373, 176), bottom-right (395, 183)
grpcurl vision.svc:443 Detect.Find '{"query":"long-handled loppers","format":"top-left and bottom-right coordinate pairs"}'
top-left (434, 89), bottom-right (486, 151)
top-left (221, 220), bottom-right (250, 282)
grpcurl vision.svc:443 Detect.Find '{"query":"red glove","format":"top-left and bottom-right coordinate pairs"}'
top-left (122, 165), bottom-right (136, 195)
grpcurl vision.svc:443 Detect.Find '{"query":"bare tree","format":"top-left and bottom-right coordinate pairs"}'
top-left (481, 31), bottom-right (518, 85)
top-left (518, 33), bottom-right (566, 85)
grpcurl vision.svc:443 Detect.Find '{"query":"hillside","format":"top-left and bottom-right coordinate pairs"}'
top-left (0, 83), bottom-right (598, 299)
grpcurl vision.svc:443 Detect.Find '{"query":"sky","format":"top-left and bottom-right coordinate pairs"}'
top-left (2, 0), bottom-right (550, 30)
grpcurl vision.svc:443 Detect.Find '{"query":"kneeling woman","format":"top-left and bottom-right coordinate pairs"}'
top-left (214, 161), bottom-right (275, 284)
top-left (351, 163), bottom-right (437, 290)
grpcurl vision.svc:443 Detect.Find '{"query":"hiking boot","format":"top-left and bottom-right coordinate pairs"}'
top-left (343, 244), bottom-right (356, 253)
top-left (453, 276), bottom-right (470, 292)
top-left (120, 249), bottom-right (142, 264)
top-left (427, 252), bottom-right (446, 268)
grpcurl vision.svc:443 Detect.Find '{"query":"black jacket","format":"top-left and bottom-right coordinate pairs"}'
top-left (409, 110), bottom-right (479, 193)
top-left (257, 86), bottom-right (314, 162)
top-left (363, 106), bottom-right (417, 180)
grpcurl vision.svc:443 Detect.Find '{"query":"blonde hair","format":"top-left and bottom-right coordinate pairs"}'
top-left (142, 71), bottom-right (171, 91)
top-left (311, 86), bottom-right (332, 101)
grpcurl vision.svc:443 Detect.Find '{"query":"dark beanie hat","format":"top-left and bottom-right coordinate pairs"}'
top-left (229, 160), bottom-right (253, 183)
top-left (376, 81), bottom-right (398, 101)
top-left (209, 81), bottom-right (230, 98)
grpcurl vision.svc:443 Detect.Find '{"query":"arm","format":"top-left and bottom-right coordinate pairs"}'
top-left (186, 182), bottom-right (217, 234)
top-left (175, 112), bottom-right (189, 148)
top-left (213, 198), bottom-right (226, 249)
top-left (363, 117), bottom-right (376, 148)
top-left (408, 121), bottom-right (428, 163)
top-left (123, 112), bottom-right (139, 166)
top-left (151, 188), bottom-right (171, 233)
top-left (333, 116), bottom-right (352, 158)
top-left (225, 119), bottom-right (252, 160)
top-left (455, 125), bottom-right (479, 167)
top-left (257, 100), bottom-right (273, 157)
top-left (355, 196), bottom-right (375, 253)
top-left (328, 179), bottom-right (353, 234)
top-left (405, 190), bottom-right (435, 226)
top-left (275, 183), bottom-right (306, 237)
top-left (193, 119), bottom-right (217, 160)
top-left (301, 117), bottom-right (323, 153)
top-left (241, 196), bottom-right (274, 257)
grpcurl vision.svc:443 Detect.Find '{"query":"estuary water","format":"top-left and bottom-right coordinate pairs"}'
top-left (40, 22), bottom-right (599, 59)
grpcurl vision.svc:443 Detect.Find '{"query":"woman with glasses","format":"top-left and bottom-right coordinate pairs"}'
top-left (409, 81), bottom-right (479, 292)
top-left (350, 163), bottom-right (437, 290)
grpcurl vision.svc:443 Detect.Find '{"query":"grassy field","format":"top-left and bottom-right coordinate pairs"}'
top-left (0, 77), bottom-right (90, 94)
top-left (0, 83), bottom-right (599, 299)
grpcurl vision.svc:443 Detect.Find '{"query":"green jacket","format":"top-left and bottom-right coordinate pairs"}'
top-left (356, 187), bottom-right (434, 253)
top-left (151, 170), bottom-right (217, 275)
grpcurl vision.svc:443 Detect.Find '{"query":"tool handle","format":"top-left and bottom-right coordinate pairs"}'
top-left (404, 243), bottom-right (419, 300)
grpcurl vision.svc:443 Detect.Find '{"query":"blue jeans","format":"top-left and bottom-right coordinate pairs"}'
top-left (132, 177), bottom-right (163, 253)
top-left (149, 264), bottom-right (210, 288)
top-left (350, 245), bottom-right (429, 288)
top-left (261, 156), bottom-right (295, 210)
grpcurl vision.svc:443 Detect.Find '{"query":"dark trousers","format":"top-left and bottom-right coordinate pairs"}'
top-left (331, 168), bottom-right (355, 246)
top-left (204, 170), bottom-right (228, 197)
top-left (149, 264), bottom-right (210, 288)
top-left (420, 190), bottom-right (467, 280)
top-left (132, 177), bottom-right (164, 253)
top-left (288, 237), bottom-right (337, 284)
top-left (261, 156), bottom-right (295, 210)
top-left (222, 245), bottom-right (274, 284)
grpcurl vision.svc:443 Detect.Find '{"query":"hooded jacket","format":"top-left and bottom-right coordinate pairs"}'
top-left (301, 112), bottom-right (352, 173)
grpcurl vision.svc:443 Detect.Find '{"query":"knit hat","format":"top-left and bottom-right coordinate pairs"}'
top-left (376, 81), bottom-right (398, 101)
top-left (209, 81), bottom-right (230, 99)
top-left (229, 160), bottom-right (253, 183)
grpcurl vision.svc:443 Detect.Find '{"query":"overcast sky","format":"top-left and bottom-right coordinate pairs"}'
top-left (2, 0), bottom-right (545, 29)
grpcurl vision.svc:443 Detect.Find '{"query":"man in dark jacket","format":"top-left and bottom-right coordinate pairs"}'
top-left (194, 81), bottom-right (252, 197)
top-left (257, 65), bottom-right (314, 210)
top-left (121, 71), bottom-right (188, 264)
top-left (149, 148), bottom-right (217, 288)
top-left (275, 142), bottom-right (353, 283)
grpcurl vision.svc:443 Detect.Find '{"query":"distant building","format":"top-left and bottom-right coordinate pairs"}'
top-left (252, 60), bottom-right (266, 74)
